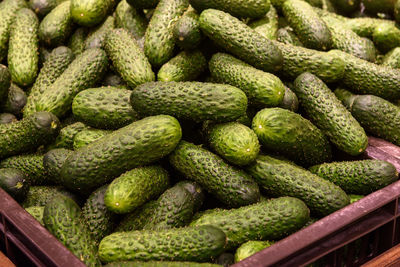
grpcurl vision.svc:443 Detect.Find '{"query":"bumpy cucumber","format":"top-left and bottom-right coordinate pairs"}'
top-left (191, 197), bottom-right (309, 249)
top-left (70, 0), bottom-right (115, 27)
top-left (8, 8), bottom-right (39, 87)
top-left (293, 72), bottom-right (368, 156)
top-left (247, 155), bottom-right (350, 216)
top-left (105, 28), bottom-right (155, 88)
top-left (372, 22), bottom-right (400, 53)
top-left (72, 87), bottom-right (139, 130)
top-left (199, 9), bottom-right (283, 73)
top-left (99, 226), bottom-right (226, 263)
top-left (50, 122), bottom-right (88, 149)
top-left (249, 6), bottom-right (278, 40)
top-left (276, 26), bottom-right (303, 46)
top-left (234, 241), bottom-right (274, 263)
top-left (116, 200), bottom-right (158, 232)
top-left (0, 65), bottom-right (11, 105)
top-left (0, 168), bottom-right (29, 202)
top-left (131, 82), bottom-right (247, 122)
top-left (29, 0), bottom-right (66, 18)
top-left (73, 128), bottom-right (111, 149)
top-left (2, 83), bottom-right (26, 115)
top-left (0, 112), bottom-right (60, 159)
top-left (84, 16), bottom-right (115, 49)
top-left (115, 0), bottom-right (147, 40)
top-left (252, 108), bottom-right (331, 166)
top-left (169, 141), bottom-right (260, 207)
top-left (21, 185), bottom-right (79, 208)
top-left (209, 53), bottom-right (285, 108)
top-left (68, 28), bottom-right (88, 55)
top-left (382, 47), bottom-right (400, 68)
top-left (173, 9), bottom-right (203, 50)
top-left (104, 166), bottom-right (170, 214)
top-left (0, 113), bottom-right (17, 124)
top-left (60, 115), bottom-right (182, 192)
top-left (43, 148), bottom-right (73, 183)
top-left (102, 73), bottom-right (128, 89)
top-left (25, 206), bottom-right (44, 225)
top-left (279, 86), bottom-right (299, 112)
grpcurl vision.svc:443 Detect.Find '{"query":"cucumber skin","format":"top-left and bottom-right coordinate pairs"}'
top-left (249, 6), bottom-right (279, 40)
top-left (115, 0), bottom-right (147, 40)
top-left (169, 141), bottom-right (260, 208)
top-left (70, 0), bottom-right (115, 27)
top-left (43, 148), bottom-right (73, 184)
top-left (199, 9), bottom-right (283, 73)
top-left (2, 83), bottom-right (27, 115)
top-left (84, 16), bottom-right (115, 49)
top-left (8, 8), bottom-right (39, 87)
top-left (382, 47), bottom-right (400, 69)
top-left (60, 115), bottom-right (182, 193)
top-left (0, 65), bottom-right (11, 105)
top-left (25, 206), bottom-right (45, 225)
top-left (173, 9), bottom-right (203, 50)
top-left (73, 128), bottom-right (111, 149)
top-left (21, 185), bottom-right (79, 208)
top-left (127, 0), bottom-right (159, 9)
top-left (50, 122), bottom-right (88, 150)
top-left (0, 113), bottom-right (17, 124)
top-left (234, 241), bottom-right (274, 263)
top-left (0, 168), bottom-right (29, 202)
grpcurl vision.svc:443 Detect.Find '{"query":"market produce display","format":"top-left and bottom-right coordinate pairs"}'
top-left (0, 0), bottom-right (400, 266)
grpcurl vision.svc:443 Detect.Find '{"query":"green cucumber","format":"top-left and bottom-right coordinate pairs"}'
top-left (173, 9), bottom-right (203, 50)
top-left (249, 6), bottom-right (278, 40)
top-left (234, 241), bottom-right (274, 263)
top-left (85, 16), bottom-right (115, 49)
top-left (43, 148), bottom-right (73, 183)
top-left (116, 200), bottom-right (158, 232)
top-left (276, 26), bottom-right (303, 46)
top-left (0, 65), bottom-right (11, 106)
top-left (25, 206), bottom-right (44, 225)
top-left (21, 185), bottom-right (79, 208)
top-left (50, 122), bottom-right (88, 149)
top-left (372, 22), bottom-right (400, 53)
top-left (73, 128), bottom-right (111, 149)
top-left (68, 28), bottom-right (88, 55)
top-left (29, 0), bottom-right (66, 18)
top-left (0, 168), bottom-right (29, 202)
top-left (70, 0), bottom-right (115, 27)
top-left (279, 86), bottom-right (298, 112)
top-left (2, 83), bottom-right (27, 115)
top-left (115, 0), bottom-right (147, 40)
top-left (382, 47), bottom-right (400, 68)
top-left (0, 113), bottom-right (17, 124)
top-left (396, 0), bottom-right (400, 24)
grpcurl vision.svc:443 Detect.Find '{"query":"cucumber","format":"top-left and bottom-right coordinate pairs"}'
top-left (247, 155), bottom-right (350, 216)
top-left (73, 128), bottom-right (111, 149)
top-left (273, 41), bottom-right (345, 83)
top-left (283, 0), bottom-right (332, 50)
top-left (50, 122), bottom-right (88, 149)
top-left (249, 6), bottom-right (278, 40)
top-left (276, 26), bottom-right (303, 46)
top-left (382, 47), bottom-right (400, 68)
top-left (43, 148), bottom-right (73, 183)
top-left (72, 87), bottom-right (139, 130)
top-left (68, 28), bottom-right (88, 55)
top-left (70, 0), bottom-right (115, 27)
top-left (205, 122), bottom-right (260, 166)
top-left (344, 18), bottom-right (394, 38)
top-left (279, 86), bottom-right (298, 112)
top-left (234, 241), bottom-right (274, 263)
top-left (335, 89), bottom-right (400, 146)
top-left (84, 16), bottom-right (115, 49)
top-left (0, 112), bottom-right (60, 159)
top-left (29, 0), bottom-right (65, 18)
top-left (105, 28), bottom-right (155, 89)
top-left (25, 206), bottom-right (44, 225)
top-left (191, 197), bottom-right (309, 249)
top-left (293, 72), bottom-right (368, 156)
top-left (0, 0), bottom-right (27, 61)
top-left (0, 113), bottom-right (17, 124)
top-left (157, 50), bottom-right (207, 82)
top-left (209, 53), bottom-right (285, 108)
top-left (144, 0), bottom-right (189, 67)
top-left (24, 46), bottom-right (75, 117)
top-left (349, 194), bottom-right (364, 203)
top-left (43, 195), bottom-right (101, 266)
top-left (99, 225), bottom-right (226, 263)
top-left (8, 8), bottom-right (39, 87)
top-left (0, 168), bottom-right (29, 202)
top-left (34, 48), bottom-right (108, 118)
top-left (115, 0), bottom-right (147, 40)
top-left (0, 154), bottom-right (48, 186)
top-left (104, 262), bottom-right (222, 267)
top-left (169, 141), bottom-right (260, 207)
top-left (21, 185), bottom-right (79, 208)
top-left (60, 115), bottom-right (182, 192)
top-left (2, 83), bottom-right (27, 115)
top-left (252, 108), bottom-right (331, 166)
top-left (116, 200), bottom-right (158, 232)
top-left (310, 160), bottom-right (398, 194)
top-left (372, 22), bottom-right (400, 53)
top-left (190, 0), bottom-right (270, 19)
top-left (104, 166), bottom-right (170, 214)
top-left (0, 65), bottom-right (11, 106)
top-left (199, 9), bottom-right (283, 73)
top-left (173, 9), bottom-right (203, 50)
top-left (82, 185), bottom-right (118, 244)
top-left (127, 0), bottom-right (159, 9)
top-left (38, 1), bottom-right (73, 47)
top-left (131, 82), bottom-right (247, 122)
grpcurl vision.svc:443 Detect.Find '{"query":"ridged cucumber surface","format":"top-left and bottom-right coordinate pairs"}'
top-left (43, 148), bottom-right (73, 183)
top-left (0, 168), bottom-right (29, 202)
top-left (84, 16), bottom-right (115, 49)
top-left (2, 83), bottom-right (26, 115)
top-left (173, 9), bottom-right (203, 50)
top-left (73, 128), bottom-right (111, 149)
top-left (70, 0), bottom-right (115, 27)
top-left (115, 0), bottom-right (147, 40)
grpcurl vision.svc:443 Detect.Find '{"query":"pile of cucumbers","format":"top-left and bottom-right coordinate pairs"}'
top-left (0, 0), bottom-right (400, 265)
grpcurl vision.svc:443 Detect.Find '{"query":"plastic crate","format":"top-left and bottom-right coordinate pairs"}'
top-left (235, 137), bottom-right (400, 267)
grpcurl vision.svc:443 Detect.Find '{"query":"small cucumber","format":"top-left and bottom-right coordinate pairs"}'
top-left (21, 185), bottom-right (80, 208)
top-left (43, 148), bottom-right (73, 183)
top-left (25, 206), bottom-right (44, 225)
top-left (84, 16), bottom-right (115, 49)
top-left (279, 86), bottom-right (298, 112)
top-left (0, 168), bottom-right (29, 202)
top-left (382, 47), bottom-right (400, 68)
top-left (73, 128), bottom-right (111, 149)
top-left (173, 9), bottom-right (203, 50)
top-left (29, 0), bottom-right (66, 18)
top-left (68, 28), bottom-right (88, 55)
top-left (115, 0), bottom-right (147, 40)
top-left (234, 241), bottom-right (274, 263)
top-left (2, 83), bottom-right (27, 115)
top-left (249, 6), bottom-right (278, 40)
top-left (50, 122), bottom-right (88, 149)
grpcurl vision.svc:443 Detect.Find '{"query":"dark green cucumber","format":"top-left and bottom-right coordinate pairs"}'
top-left (127, 0), bottom-right (159, 9)
top-left (157, 50), bottom-right (207, 82)
top-left (276, 26), bottom-right (303, 46)
top-left (310, 160), bottom-right (398, 195)
top-left (0, 112), bottom-right (60, 159)
top-left (215, 253), bottom-right (234, 267)
top-left (68, 28), bottom-right (88, 55)
top-left (21, 185), bottom-right (79, 208)
top-left (344, 17), bottom-right (394, 38)
top-left (382, 47), bottom-right (400, 68)
top-left (0, 168), bottom-right (29, 202)
top-left (99, 225), bottom-right (226, 263)
top-left (234, 241), bottom-right (274, 263)
top-left (116, 200), bottom-right (158, 232)
top-left (335, 89), bottom-right (400, 146)
top-left (38, 1), bottom-right (73, 47)
top-left (43, 195), bottom-right (100, 266)
top-left (8, 8), bottom-right (39, 87)
top-left (249, 6), bottom-right (278, 40)
top-left (372, 22), bottom-right (400, 53)
top-left (190, 0), bottom-right (270, 19)
top-left (191, 197), bottom-right (309, 249)
top-left (85, 16), bottom-right (115, 49)
top-left (73, 128), bottom-right (111, 149)
top-left (105, 28), bottom-right (155, 89)
top-left (247, 155), bottom-right (349, 216)
top-left (0, 65), bottom-right (11, 106)
top-left (25, 206), bottom-right (44, 225)
top-left (50, 122), bottom-right (88, 149)
top-left (169, 141), bottom-right (260, 207)
top-left (279, 86), bottom-right (299, 112)
top-left (72, 87), bottom-right (139, 130)
top-left (131, 82), bottom-right (247, 122)
top-left (2, 83), bottom-right (26, 115)
top-left (283, 0), bottom-right (332, 50)
top-left (34, 48), bottom-right (108, 117)
top-left (349, 194), bottom-right (364, 203)
top-left (205, 122), bottom-right (260, 166)
top-left (209, 53), bottom-right (285, 107)
top-left (70, 0), bottom-right (115, 27)
top-left (60, 115), bottom-right (182, 192)
top-left (199, 9), bottom-right (283, 73)
top-left (293, 72), bottom-right (368, 156)
top-left (144, 0), bottom-right (189, 67)
top-left (43, 148), bottom-right (73, 183)
top-left (105, 166), bottom-right (170, 214)
top-left (273, 41), bottom-right (345, 83)
top-left (104, 262), bottom-right (221, 267)
top-left (0, 154), bottom-right (48, 186)
top-left (173, 8), bottom-right (203, 50)
top-left (24, 46), bottom-right (75, 117)
top-left (82, 185), bottom-right (118, 244)
top-left (0, 0), bottom-right (27, 61)
top-left (29, 0), bottom-right (65, 18)
top-left (115, 0), bottom-right (147, 40)
top-left (0, 113), bottom-right (17, 124)
top-left (252, 108), bottom-right (331, 166)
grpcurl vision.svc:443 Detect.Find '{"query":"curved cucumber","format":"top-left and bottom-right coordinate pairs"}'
top-left (0, 168), bottom-right (29, 202)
